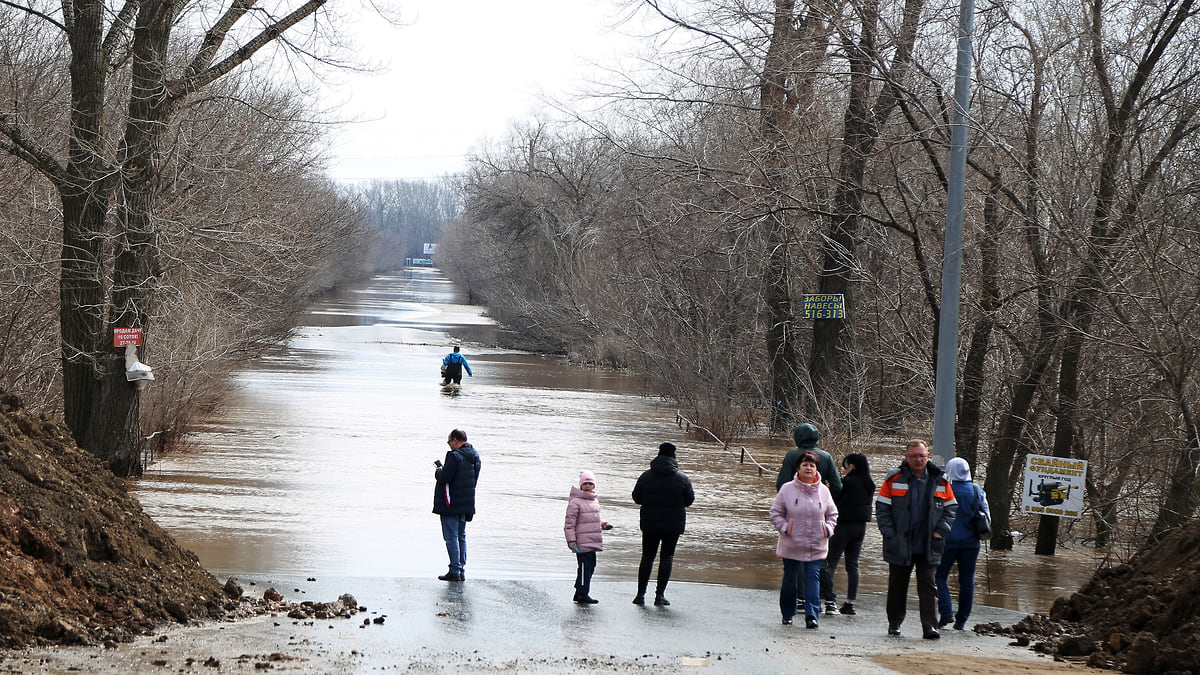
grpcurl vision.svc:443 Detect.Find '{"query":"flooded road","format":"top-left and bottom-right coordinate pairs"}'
top-left (135, 268), bottom-right (1100, 615)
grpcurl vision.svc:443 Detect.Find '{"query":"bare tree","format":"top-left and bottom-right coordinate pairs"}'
top-left (0, 0), bottom-right (335, 474)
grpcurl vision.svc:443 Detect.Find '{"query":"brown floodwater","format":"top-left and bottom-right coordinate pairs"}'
top-left (134, 268), bottom-right (1100, 615)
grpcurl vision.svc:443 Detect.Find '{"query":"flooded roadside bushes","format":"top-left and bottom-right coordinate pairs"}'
top-left (0, 79), bottom-right (387, 460)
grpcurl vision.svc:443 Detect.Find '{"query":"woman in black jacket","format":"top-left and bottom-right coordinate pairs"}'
top-left (631, 442), bottom-right (695, 607)
top-left (824, 453), bottom-right (875, 614)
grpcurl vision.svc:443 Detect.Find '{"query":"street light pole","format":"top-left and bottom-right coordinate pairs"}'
top-left (932, 0), bottom-right (976, 460)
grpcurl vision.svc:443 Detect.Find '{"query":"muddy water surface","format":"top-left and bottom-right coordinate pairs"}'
top-left (134, 268), bottom-right (1099, 615)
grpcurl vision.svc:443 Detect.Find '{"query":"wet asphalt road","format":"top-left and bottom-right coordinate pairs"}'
top-left (4, 574), bottom-right (1056, 673)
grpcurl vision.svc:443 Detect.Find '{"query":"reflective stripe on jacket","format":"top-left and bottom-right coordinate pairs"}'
top-left (875, 462), bottom-right (956, 566)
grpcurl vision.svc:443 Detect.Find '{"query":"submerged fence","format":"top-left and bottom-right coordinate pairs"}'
top-left (674, 411), bottom-right (775, 479)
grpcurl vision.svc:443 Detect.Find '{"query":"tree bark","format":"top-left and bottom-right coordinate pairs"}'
top-left (760, 0), bottom-right (802, 430)
top-left (809, 0), bottom-right (926, 415)
top-left (60, 0), bottom-right (120, 464)
top-left (955, 183), bottom-right (1002, 469)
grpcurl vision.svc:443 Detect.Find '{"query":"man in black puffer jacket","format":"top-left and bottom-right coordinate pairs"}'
top-left (433, 428), bottom-right (481, 582)
top-left (631, 442), bottom-right (695, 607)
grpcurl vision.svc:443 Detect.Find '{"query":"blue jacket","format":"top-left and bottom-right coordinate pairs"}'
top-left (433, 443), bottom-right (481, 515)
top-left (442, 352), bottom-right (472, 376)
top-left (944, 457), bottom-right (989, 546)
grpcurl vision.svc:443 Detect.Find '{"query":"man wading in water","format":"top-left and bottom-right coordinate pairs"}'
top-left (441, 345), bottom-right (473, 386)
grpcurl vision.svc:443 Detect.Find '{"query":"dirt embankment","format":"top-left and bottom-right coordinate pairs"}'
top-left (0, 391), bottom-right (357, 649)
top-left (983, 520), bottom-right (1200, 674)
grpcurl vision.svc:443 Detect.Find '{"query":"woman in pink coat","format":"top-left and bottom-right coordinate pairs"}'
top-left (770, 451), bottom-right (838, 628)
top-left (564, 470), bottom-right (612, 604)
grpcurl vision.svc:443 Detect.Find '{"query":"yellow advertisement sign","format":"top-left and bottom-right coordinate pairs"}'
top-left (801, 294), bottom-right (845, 320)
top-left (1020, 454), bottom-right (1087, 519)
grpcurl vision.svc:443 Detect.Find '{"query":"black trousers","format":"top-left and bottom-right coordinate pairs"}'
top-left (886, 555), bottom-right (938, 631)
top-left (637, 532), bottom-right (680, 596)
top-left (574, 550), bottom-right (597, 595)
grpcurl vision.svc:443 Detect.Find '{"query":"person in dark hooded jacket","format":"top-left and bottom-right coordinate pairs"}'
top-left (433, 428), bottom-right (481, 581)
top-left (631, 442), bottom-right (695, 607)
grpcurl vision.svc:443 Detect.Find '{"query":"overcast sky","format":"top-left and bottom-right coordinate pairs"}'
top-left (324, 1), bottom-right (641, 183)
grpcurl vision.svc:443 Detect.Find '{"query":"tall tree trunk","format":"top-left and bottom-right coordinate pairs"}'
top-left (809, 0), bottom-right (876, 415)
top-left (983, 334), bottom-right (1054, 550)
top-left (760, 0), bottom-right (803, 430)
top-left (86, 0), bottom-right (181, 476)
top-left (1038, 0), bottom-right (1197, 551)
top-left (1036, 297), bottom-right (1087, 555)
top-left (976, 33), bottom-right (1050, 552)
top-left (809, 0), bottom-right (925, 415)
top-left (955, 183), bottom-right (1002, 469)
top-left (60, 0), bottom-right (119, 463)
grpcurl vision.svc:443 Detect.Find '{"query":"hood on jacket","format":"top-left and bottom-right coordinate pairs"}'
top-left (945, 457), bottom-right (971, 482)
top-left (792, 472), bottom-right (822, 487)
top-left (650, 454), bottom-right (679, 474)
top-left (793, 423), bottom-right (820, 448)
top-left (570, 485), bottom-right (597, 500)
top-left (455, 442), bottom-right (480, 465)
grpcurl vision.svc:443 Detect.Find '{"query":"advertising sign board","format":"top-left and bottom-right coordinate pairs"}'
top-left (113, 327), bottom-right (143, 347)
top-left (1020, 454), bottom-right (1087, 519)
top-left (801, 294), bottom-right (846, 320)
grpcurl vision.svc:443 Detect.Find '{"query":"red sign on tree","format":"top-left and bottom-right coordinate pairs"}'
top-left (113, 327), bottom-right (143, 347)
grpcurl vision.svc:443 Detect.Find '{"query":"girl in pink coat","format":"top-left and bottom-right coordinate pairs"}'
top-left (564, 470), bottom-right (613, 604)
top-left (770, 451), bottom-right (838, 628)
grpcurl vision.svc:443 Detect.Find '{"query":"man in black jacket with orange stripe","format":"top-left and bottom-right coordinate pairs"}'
top-left (876, 439), bottom-right (956, 639)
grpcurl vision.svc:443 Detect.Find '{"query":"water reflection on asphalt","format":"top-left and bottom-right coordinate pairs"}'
top-left (134, 268), bottom-right (1098, 617)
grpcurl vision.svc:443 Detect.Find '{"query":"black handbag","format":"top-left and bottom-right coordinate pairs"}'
top-left (972, 485), bottom-right (992, 540)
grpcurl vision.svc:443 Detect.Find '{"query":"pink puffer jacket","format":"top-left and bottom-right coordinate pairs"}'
top-left (770, 477), bottom-right (838, 562)
top-left (565, 486), bottom-right (610, 552)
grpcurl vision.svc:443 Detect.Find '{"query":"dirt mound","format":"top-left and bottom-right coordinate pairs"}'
top-left (0, 391), bottom-right (235, 647)
top-left (993, 522), bottom-right (1200, 674)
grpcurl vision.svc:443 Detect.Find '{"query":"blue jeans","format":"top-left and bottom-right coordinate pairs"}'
top-left (780, 558), bottom-right (822, 620)
top-left (935, 541), bottom-right (980, 625)
top-left (440, 514), bottom-right (467, 574)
